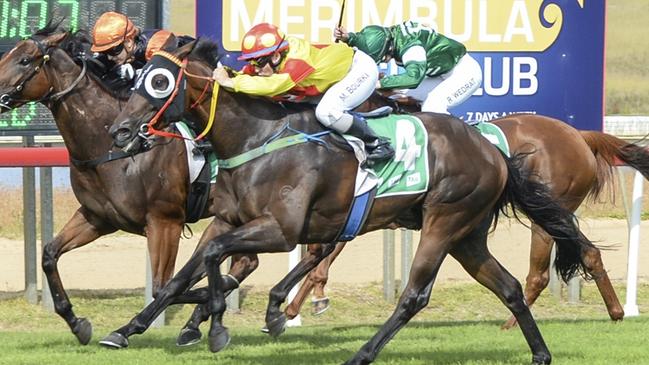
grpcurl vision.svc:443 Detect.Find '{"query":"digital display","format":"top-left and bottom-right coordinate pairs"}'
top-left (0, 0), bottom-right (162, 136)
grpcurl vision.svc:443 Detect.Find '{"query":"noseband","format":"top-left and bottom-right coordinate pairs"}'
top-left (0, 36), bottom-right (87, 109)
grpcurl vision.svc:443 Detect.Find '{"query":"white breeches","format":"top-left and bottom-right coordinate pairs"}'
top-left (402, 53), bottom-right (482, 114)
top-left (315, 50), bottom-right (378, 133)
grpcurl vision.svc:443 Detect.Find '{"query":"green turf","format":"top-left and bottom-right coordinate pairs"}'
top-left (1, 282), bottom-right (648, 364)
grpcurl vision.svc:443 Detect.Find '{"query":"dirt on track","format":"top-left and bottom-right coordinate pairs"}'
top-left (0, 218), bottom-right (647, 292)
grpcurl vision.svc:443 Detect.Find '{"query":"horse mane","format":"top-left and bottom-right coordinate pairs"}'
top-left (32, 18), bottom-right (132, 100)
top-left (187, 38), bottom-right (221, 69)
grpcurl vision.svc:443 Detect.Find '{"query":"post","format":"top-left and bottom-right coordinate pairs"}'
top-left (624, 170), bottom-right (642, 317)
top-left (548, 245), bottom-right (561, 299)
top-left (567, 276), bottom-right (581, 303)
top-left (400, 229), bottom-right (412, 293)
top-left (383, 230), bottom-right (395, 302)
top-left (23, 136), bottom-right (38, 304)
top-left (39, 161), bottom-right (54, 311)
top-left (145, 250), bottom-right (165, 327)
top-left (286, 246), bottom-right (302, 327)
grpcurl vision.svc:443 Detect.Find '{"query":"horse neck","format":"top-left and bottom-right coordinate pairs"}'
top-left (194, 87), bottom-right (306, 159)
top-left (45, 50), bottom-right (118, 160)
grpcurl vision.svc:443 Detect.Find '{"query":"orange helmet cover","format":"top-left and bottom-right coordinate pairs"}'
top-left (91, 12), bottom-right (136, 52)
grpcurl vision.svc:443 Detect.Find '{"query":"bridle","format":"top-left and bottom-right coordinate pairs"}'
top-left (138, 50), bottom-right (219, 142)
top-left (0, 36), bottom-right (87, 109)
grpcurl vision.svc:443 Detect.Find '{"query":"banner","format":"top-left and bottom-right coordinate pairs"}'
top-left (196, 0), bottom-right (605, 130)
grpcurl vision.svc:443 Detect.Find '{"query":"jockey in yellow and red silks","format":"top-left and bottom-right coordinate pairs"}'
top-left (212, 23), bottom-right (394, 166)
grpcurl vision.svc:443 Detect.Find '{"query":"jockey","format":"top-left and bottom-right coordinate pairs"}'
top-left (211, 23), bottom-right (394, 166)
top-left (90, 11), bottom-right (194, 87)
top-left (334, 20), bottom-right (482, 115)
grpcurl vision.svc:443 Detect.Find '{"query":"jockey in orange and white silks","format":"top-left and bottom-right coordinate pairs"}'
top-left (91, 11), bottom-right (194, 87)
top-left (212, 23), bottom-right (394, 166)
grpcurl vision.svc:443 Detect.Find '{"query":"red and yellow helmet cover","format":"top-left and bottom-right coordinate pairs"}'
top-left (238, 23), bottom-right (289, 61)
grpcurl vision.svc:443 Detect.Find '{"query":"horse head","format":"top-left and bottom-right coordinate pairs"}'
top-left (0, 23), bottom-right (74, 111)
top-left (109, 38), bottom-right (211, 153)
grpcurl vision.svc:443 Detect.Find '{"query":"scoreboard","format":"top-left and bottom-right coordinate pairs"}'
top-left (0, 0), bottom-right (162, 136)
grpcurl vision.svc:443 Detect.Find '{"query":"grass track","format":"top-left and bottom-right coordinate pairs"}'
top-left (1, 282), bottom-right (648, 364)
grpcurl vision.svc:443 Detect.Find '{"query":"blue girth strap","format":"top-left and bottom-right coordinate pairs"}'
top-left (335, 186), bottom-right (378, 242)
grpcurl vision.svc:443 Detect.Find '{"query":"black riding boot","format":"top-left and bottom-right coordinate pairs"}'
top-left (345, 116), bottom-right (395, 167)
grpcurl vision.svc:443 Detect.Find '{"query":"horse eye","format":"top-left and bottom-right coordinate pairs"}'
top-left (153, 76), bottom-right (169, 90)
top-left (19, 57), bottom-right (31, 66)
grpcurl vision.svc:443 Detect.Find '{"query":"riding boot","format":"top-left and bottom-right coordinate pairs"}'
top-left (345, 116), bottom-right (395, 167)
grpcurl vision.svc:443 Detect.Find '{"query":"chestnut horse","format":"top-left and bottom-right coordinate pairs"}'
top-left (289, 112), bottom-right (649, 328)
top-left (107, 39), bottom-right (596, 364)
top-left (0, 25), bottom-right (259, 345)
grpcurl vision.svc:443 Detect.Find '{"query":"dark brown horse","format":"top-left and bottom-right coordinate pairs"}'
top-left (107, 39), bottom-right (597, 364)
top-left (288, 112), bottom-right (649, 329)
top-left (0, 25), bottom-right (259, 345)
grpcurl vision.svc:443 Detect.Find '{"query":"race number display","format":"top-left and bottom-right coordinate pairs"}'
top-left (0, 0), bottom-right (162, 136)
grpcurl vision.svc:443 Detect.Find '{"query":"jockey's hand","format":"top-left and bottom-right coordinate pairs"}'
top-left (117, 63), bottom-right (135, 80)
top-left (334, 26), bottom-right (350, 42)
top-left (213, 66), bottom-right (234, 88)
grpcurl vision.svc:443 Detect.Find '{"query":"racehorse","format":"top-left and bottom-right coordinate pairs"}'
top-left (108, 39), bottom-right (597, 364)
top-left (288, 110), bottom-right (649, 328)
top-left (0, 23), bottom-right (260, 345)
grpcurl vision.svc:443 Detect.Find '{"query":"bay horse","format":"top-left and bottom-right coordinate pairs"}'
top-left (108, 39), bottom-right (597, 364)
top-left (0, 24), bottom-right (260, 345)
top-left (288, 111), bottom-right (649, 329)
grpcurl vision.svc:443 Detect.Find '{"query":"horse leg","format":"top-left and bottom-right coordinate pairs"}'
top-left (100, 219), bottom-right (233, 348)
top-left (263, 242), bottom-right (336, 336)
top-left (41, 208), bottom-right (115, 345)
top-left (502, 224), bottom-right (553, 329)
top-left (176, 253), bottom-right (259, 346)
top-left (451, 232), bottom-right (551, 365)
top-left (144, 217), bottom-right (183, 296)
top-left (285, 242), bottom-right (346, 319)
top-left (344, 226), bottom-right (449, 365)
top-left (311, 242), bottom-right (346, 315)
top-left (203, 215), bottom-right (321, 352)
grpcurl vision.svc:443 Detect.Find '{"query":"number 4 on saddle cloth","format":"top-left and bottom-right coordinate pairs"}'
top-left (337, 110), bottom-right (510, 242)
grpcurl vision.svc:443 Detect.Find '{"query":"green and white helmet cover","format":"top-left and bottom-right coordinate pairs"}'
top-left (347, 21), bottom-right (467, 89)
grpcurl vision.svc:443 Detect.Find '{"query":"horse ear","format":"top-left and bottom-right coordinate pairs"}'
top-left (43, 32), bottom-right (68, 47)
top-left (174, 40), bottom-right (197, 59)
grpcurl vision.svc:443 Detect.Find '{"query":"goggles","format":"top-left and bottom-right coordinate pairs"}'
top-left (105, 43), bottom-right (125, 57)
top-left (249, 54), bottom-right (274, 68)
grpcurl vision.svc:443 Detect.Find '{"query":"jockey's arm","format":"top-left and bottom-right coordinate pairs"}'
top-left (231, 73), bottom-right (296, 97)
top-left (378, 46), bottom-right (427, 90)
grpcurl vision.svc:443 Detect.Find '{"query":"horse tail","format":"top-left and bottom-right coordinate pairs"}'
top-left (496, 152), bottom-right (594, 282)
top-left (580, 131), bottom-right (649, 200)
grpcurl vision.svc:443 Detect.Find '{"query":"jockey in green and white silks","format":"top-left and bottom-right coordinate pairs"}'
top-left (335, 21), bottom-right (482, 115)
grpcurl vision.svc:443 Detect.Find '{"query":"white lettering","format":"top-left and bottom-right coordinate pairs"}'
top-left (513, 57), bottom-right (538, 95)
top-left (504, 0), bottom-right (534, 42)
top-left (478, 0), bottom-right (501, 42)
top-left (443, 0), bottom-right (471, 42)
top-left (475, 57), bottom-right (539, 96)
top-left (310, 0), bottom-right (339, 43)
top-left (230, 0), bottom-right (272, 43)
top-left (280, 0), bottom-right (305, 38)
top-left (410, 0), bottom-right (438, 29)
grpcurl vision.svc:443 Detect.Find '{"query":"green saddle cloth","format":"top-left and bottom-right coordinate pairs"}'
top-left (474, 122), bottom-right (510, 157)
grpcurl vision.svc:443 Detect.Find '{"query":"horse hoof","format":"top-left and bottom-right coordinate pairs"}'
top-left (72, 318), bottom-right (93, 345)
top-left (260, 326), bottom-right (270, 334)
top-left (312, 297), bottom-right (330, 316)
top-left (99, 332), bottom-right (129, 349)
top-left (266, 315), bottom-right (287, 338)
top-left (176, 328), bottom-right (202, 347)
top-left (208, 327), bottom-right (230, 353)
top-left (531, 354), bottom-right (551, 365)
